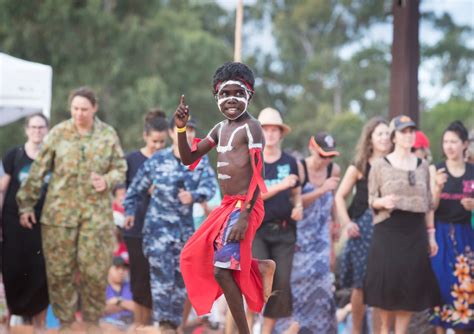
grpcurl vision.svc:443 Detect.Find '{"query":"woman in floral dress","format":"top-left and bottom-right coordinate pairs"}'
top-left (275, 132), bottom-right (341, 334)
top-left (430, 120), bottom-right (474, 333)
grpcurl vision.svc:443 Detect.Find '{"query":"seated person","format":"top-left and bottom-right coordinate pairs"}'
top-left (101, 256), bottom-right (135, 330)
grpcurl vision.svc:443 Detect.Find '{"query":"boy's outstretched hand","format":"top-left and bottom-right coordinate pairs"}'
top-left (175, 95), bottom-right (190, 128)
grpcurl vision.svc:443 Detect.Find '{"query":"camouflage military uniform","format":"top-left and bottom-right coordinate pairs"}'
top-left (17, 117), bottom-right (126, 325)
top-left (124, 147), bottom-right (215, 327)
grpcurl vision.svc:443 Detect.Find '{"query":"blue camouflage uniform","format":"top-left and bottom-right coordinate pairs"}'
top-left (123, 147), bottom-right (215, 327)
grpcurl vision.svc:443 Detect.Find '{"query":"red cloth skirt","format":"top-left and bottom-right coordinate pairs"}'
top-left (180, 194), bottom-right (264, 315)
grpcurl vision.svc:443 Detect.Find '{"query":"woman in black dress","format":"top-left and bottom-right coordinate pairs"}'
top-left (0, 113), bottom-right (49, 328)
top-left (364, 115), bottom-right (440, 334)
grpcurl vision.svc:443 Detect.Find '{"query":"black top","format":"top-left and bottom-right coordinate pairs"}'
top-left (435, 162), bottom-right (474, 224)
top-left (301, 159), bottom-right (333, 189)
top-left (347, 164), bottom-right (371, 220)
top-left (122, 150), bottom-right (150, 238)
top-left (2, 146), bottom-right (48, 217)
top-left (262, 151), bottom-right (299, 224)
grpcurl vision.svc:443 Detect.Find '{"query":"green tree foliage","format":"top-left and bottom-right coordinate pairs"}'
top-left (421, 98), bottom-right (474, 163)
top-left (245, 0), bottom-right (472, 173)
top-left (1, 0), bottom-right (472, 173)
top-left (245, 0), bottom-right (389, 165)
top-left (0, 0), bottom-right (233, 156)
top-left (422, 12), bottom-right (474, 97)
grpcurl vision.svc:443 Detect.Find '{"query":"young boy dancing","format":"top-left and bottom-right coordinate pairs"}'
top-left (176, 62), bottom-right (275, 334)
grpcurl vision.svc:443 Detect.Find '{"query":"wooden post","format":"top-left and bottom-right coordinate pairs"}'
top-left (234, 0), bottom-right (243, 62)
top-left (389, 0), bottom-right (420, 124)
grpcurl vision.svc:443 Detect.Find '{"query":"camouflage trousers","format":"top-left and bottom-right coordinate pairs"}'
top-left (42, 224), bottom-right (115, 324)
top-left (143, 224), bottom-right (192, 327)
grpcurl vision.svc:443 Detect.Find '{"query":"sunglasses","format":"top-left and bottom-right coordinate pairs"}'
top-left (408, 170), bottom-right (416, 186)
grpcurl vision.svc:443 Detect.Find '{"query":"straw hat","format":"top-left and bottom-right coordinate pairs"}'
top-left (257, 107), bottom-right (291, 136)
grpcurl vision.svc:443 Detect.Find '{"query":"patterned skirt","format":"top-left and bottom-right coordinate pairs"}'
top-left (339, 209), bottom-right (373, 289)
top-left (430, 220), bottom-right (474, 330)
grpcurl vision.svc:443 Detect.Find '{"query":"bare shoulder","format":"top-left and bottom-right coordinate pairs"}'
top-left (245, 116), bottom-right (262, 131)
top-left (244, 116), bottom-right (263, 144)
top-left (345, 165), bottom-right (362, 180)
top-left (207, 121), bottom-right (224, 142)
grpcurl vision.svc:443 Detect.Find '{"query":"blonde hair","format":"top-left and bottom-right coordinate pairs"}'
top-left (353, 117), bottom-right (388, 175)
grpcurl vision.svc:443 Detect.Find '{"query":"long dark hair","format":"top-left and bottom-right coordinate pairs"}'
top-left (443, 120), bottom-right (469, 157)
top-left (353, 117), bottom-right (388, 175)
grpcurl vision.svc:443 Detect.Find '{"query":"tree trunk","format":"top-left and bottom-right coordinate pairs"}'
top-left (389, 0), bottom-right (420, 125)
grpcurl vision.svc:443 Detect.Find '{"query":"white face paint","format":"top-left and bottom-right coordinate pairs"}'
top-left (216, 80), bottom-right (251, 120)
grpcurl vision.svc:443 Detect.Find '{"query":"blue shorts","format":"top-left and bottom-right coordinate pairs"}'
top-left (213, 204), bottom-right (241, 270)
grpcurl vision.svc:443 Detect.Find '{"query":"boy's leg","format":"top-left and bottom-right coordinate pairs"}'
top-left (213, 206), bottom-right (275, 333)
top-left (214, 267), bottom-right (249, 334)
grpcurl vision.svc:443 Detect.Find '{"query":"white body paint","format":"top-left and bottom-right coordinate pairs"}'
top-left (215, 122), bottom-right (261, 153)
top-left (217, 173), bottom-right (231, 180)
top-left (216, 80), bottom-right (251, 120)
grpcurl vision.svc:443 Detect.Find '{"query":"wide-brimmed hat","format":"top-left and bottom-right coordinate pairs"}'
top-left (309, 132), bottom-right (340, 157)
top-left (257, 107), bottom-right (291, 136)
top-left (389, 115), bottom-right (417, 133)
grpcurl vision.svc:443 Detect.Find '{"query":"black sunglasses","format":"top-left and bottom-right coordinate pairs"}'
top-left (408, 170), bottom-right (416, 186)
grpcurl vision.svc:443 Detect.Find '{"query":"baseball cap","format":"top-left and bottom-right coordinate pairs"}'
top-left (389, 115), bottom-right (417, 133)
top-left (112, 256), bottom-right (128, 267)
top-left (310, 132), bottom-right (340, 157)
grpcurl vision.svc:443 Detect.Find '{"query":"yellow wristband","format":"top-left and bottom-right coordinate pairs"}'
top-left (177, 126), bottom-right (187, 133)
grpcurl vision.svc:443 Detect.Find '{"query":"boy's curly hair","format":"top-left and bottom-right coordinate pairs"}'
top-left (212, 62), bottom-right (255, 95)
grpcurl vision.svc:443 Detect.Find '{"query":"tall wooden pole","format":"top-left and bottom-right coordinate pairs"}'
top-left (389, 0), bottom-right (420, 124)
top-left (234, 0), bottom-right (243, 62)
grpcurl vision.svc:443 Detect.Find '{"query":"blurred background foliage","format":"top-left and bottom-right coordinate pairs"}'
top-left (0, 0), bottom-right (472, 171)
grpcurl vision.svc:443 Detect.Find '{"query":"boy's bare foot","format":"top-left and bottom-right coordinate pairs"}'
top-left (258, 259), bottom-right (276, 303)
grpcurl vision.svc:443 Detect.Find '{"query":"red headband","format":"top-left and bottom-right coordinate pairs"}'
top-left (214, 79), bottom-right (254, 94)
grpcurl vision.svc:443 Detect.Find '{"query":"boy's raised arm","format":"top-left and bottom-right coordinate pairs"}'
top-left (175, 95), bottom-right (216, 166)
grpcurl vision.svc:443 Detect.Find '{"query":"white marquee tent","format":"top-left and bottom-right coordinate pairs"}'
top-left (0, 53), bottom-right (52, 126)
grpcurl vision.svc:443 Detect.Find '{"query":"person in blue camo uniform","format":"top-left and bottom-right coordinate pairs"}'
top-left (123, 117), bottom-right (216, 333)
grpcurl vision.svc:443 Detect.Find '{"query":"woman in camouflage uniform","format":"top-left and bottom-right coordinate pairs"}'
top-left (17, 87), bottom-right (127, 332)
